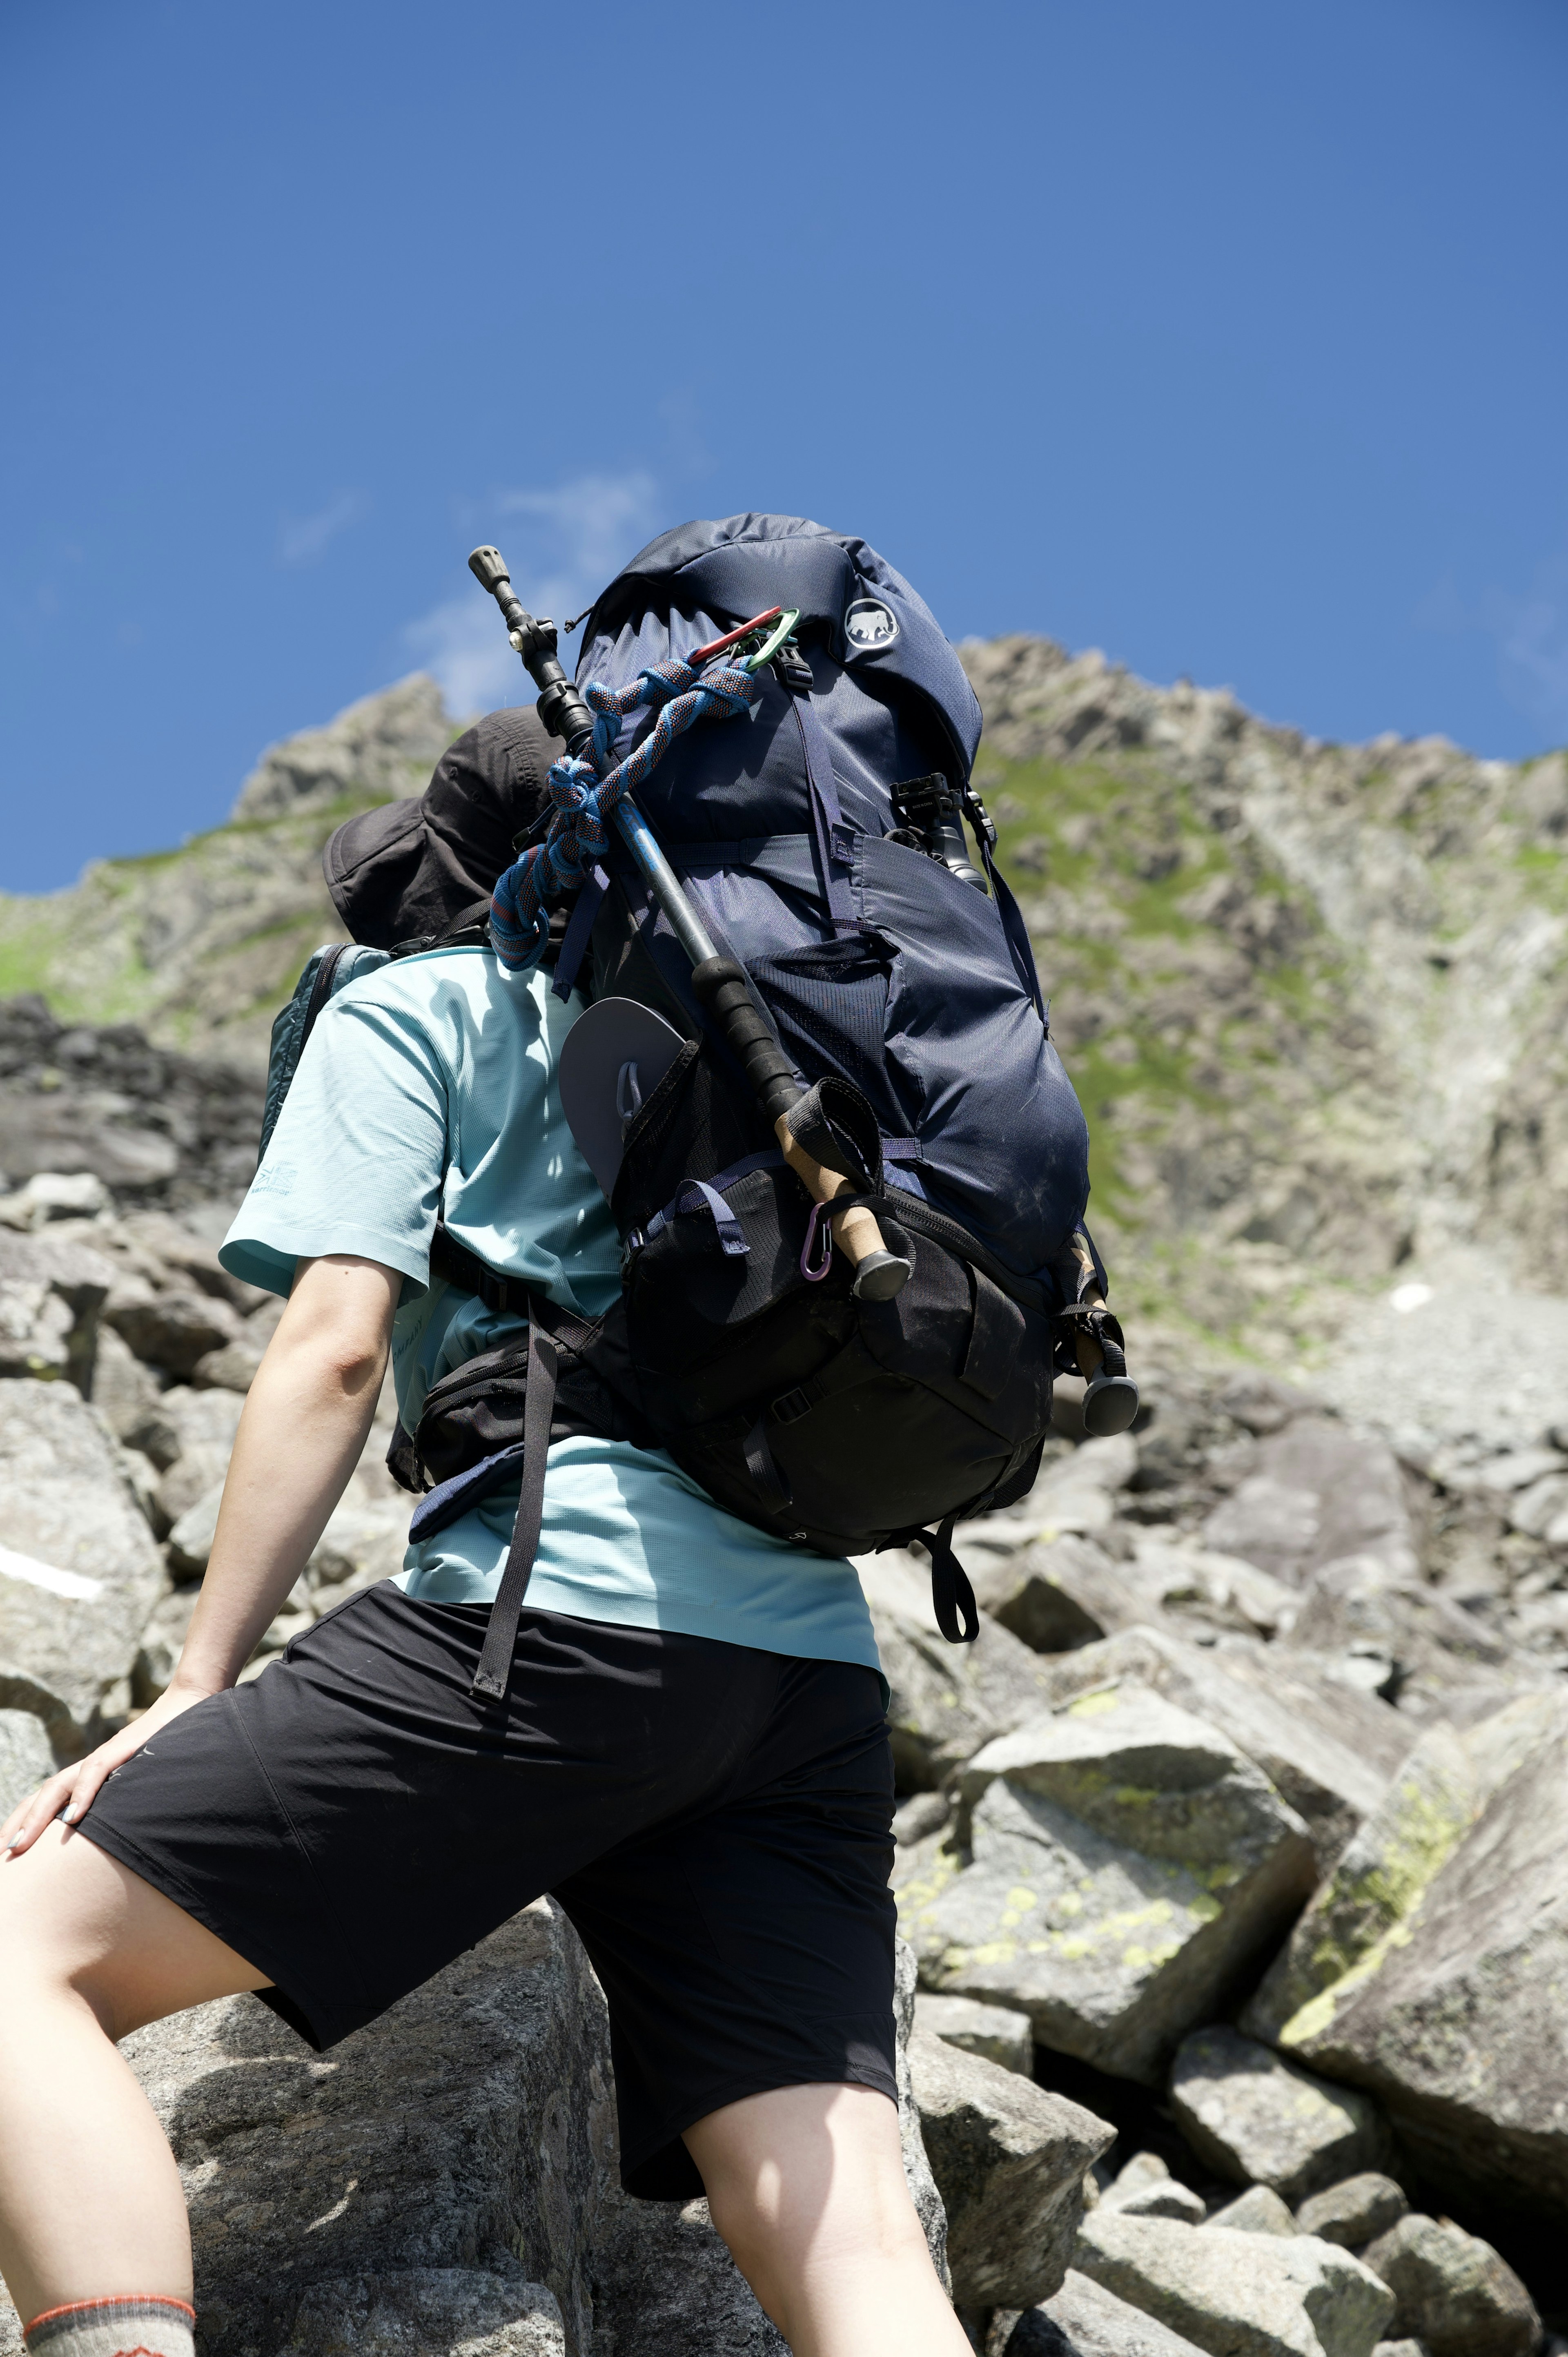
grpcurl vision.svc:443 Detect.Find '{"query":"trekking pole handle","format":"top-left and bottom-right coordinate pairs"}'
top-left (468, 545), bottom-right (596, 752)
top-left (690, 957), bottom-right (907, 1299)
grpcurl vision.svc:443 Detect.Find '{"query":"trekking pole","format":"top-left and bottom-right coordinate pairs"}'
top-left (468, 547), bottom-right (911, 1301)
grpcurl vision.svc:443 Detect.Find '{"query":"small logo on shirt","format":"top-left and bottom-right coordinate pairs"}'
top-left (251, 1161), bottom-right (296, 1197)
top-left (844, 598), bottom-right (898, 655)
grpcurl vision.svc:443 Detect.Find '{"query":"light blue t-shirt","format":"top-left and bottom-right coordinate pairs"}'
top-left (220, 948), bottom-right (880, 1674)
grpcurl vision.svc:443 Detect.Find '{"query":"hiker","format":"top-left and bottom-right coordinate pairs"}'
top-left (0, 792), bottom-right (969, 2357)
top-left (0, 514), bottom-right (1127, 2357)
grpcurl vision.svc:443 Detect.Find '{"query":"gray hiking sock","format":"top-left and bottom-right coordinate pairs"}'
top-left (23, 2297), bottom-right (196, 2357)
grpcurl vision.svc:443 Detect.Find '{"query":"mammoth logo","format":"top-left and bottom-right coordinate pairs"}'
top-left (844, 597), bottom-right (898, 653)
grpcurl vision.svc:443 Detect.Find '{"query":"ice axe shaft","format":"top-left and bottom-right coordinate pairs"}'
top-left (611, 796), bottom-right (905, 1298)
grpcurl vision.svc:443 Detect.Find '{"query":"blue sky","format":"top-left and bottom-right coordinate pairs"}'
top-left (3, 0), bottom-right (1565, 892)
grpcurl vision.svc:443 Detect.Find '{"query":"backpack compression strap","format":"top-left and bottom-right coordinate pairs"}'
top-left (470, 1307), bottom-right (559, 1704)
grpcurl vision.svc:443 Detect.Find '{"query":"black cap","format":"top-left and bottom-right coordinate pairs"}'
top-left (322, 703), bottom-right (559, 950)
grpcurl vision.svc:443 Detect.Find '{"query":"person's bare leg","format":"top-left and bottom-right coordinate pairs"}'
top-left (685, 2082), bottom-right (971, 2357)
top-left (0, 1822), bottom-right (269, 2329)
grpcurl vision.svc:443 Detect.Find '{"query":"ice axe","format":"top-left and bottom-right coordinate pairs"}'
top-left (468, 545), bottom-right (911, 1301)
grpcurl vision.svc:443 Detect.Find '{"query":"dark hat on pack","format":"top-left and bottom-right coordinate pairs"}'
top-left (322, 704), bottom-right (558, 950)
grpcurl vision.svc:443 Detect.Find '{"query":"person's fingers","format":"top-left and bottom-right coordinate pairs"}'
top-left (0, 1769), bottom-right (80, 1859)
top-left (56, 1748), bottom-right (125, 1829)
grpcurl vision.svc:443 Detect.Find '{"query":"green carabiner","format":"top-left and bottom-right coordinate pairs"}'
top-left (742, 607), bottom-right (802, 675)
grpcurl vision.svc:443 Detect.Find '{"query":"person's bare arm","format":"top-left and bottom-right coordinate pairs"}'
top-left (0, 1251), bottom-right (402, 1857)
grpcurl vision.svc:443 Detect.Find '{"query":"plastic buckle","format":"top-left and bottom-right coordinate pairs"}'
top-left (772, 1387), bottom-right (813, 1425)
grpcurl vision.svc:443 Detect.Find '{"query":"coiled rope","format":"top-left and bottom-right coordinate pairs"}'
top-left (489, 654), bottom-right (762, 969)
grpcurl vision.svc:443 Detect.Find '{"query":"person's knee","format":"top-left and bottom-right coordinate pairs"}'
top-left (0, 1826), bottom-right (141, 2034)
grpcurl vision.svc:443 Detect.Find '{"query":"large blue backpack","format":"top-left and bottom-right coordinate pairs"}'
top-left (287, 517), bottom-right (1129, 1677)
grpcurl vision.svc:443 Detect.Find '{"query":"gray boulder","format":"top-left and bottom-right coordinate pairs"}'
top-left (1169, 2029), bottom-right (1390, 2205)
top-left (969, 1534), bottom-right (1150, 1655)
top-left (1074, 2209), bottom-right (1396, 2357)
top-left (0, 1225), bottom-right (114, 1389)
top-left (0, 1707), bottom-right (53, 1817)
top-left (1281, 1556), bottom-right (1530, 1723)
top-left (1202, 1418), bottom-right (1418, 1587)
top-left (1111, 2182), bottom-right (1207, 2226)
top-left (106, 1279), bottom-right (244, 1376)
top-left (1241, 1690), bottom-right (1568, 2224)
top-left (1294, 2178), bottom-right (1408, 2252)
top-left (274, 2266), bottom-right (565, 2355)
top-left (900, 1683), bottom-right (1315, 2084)
top-left (100, 1900), bottom-right (609, 2357)
top-left (0, 1376), bottom-right (167, 1750)
top-left (916, 1991), bottom-right (1035, 2077)
top-left (908, 2026), bottom-right (1112, 2308)
top-left (1205, 2189), bottom-right (1301, 2238)
top-left (1359, 2214), bottom-right (1539, 2357)
top-left (1000, 2268), bottom-right (1210, 2354)
top-left (91, 1319), bottom-right (167, 1439)
top-left (857, 1551), bottom-right (1052, 1788)
top-left (1024, 1626), bottom-right (1401, 1871)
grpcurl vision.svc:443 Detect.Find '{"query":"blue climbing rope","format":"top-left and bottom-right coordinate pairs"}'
top-left (489, 653), bottom-right (762, 969)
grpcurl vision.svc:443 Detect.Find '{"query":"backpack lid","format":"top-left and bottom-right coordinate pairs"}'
top-left (579, 514), bottom-right (984, 786)
top-left (323, 703), bottom-right (558, 948)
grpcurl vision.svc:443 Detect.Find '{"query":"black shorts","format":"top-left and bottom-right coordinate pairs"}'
top-left (81, 1585), bottom-right (897, 2198)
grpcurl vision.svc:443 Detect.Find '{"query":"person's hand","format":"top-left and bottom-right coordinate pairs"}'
top-left (0, 1677), bottom-right (221, 1862)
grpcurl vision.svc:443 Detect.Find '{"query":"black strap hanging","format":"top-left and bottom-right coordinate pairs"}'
top-left (470, 1312), bottom-right (559, 1703)
top-left (903, 1515), bottom-right (979, 1645)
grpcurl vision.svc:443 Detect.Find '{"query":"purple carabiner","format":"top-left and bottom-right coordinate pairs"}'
top-left (800, 1199), bottom-right (834, 1283)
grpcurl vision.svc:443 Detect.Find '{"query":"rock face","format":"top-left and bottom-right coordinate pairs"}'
top-left (908, 2028), bottom-right (1112, 2309)
top-left (1204, 2190), bottom-right (1300, 2239)
top-left (232, 674), bottom-right (452, 823)
top-left (1359, 2213), bottom-right (1539, 2357)
top-left (0, 997), bottom-right (265, 1200)
top-left (1292, 2178), bottom-right (1407, 2252)
top-left (961, 635), bottom-right (1568, 1322)
top-left (0, 1225), bottom-right (114, 1387)
top-left (1001, 2267), bottom-right (1211, 2355)
top-left (915, 1991), bottom-right (1035, 2078)
top-left (1203, 1423), bottom-right (1418, 1590)
top-left (1019, 1626), bottom-right (1401, 1875)
top-left (0, 1376), bottom-right (167, 1752)
top-left (858, 1551), bottom-right (1053, 1789)
top-left (898, 1683), bottom-right (1315, 2084)
top-left (1073, 2209), bottom-right (1395, 2357)
top-left (1169, 2030), bottom-right (1390, 2206)
top-left (1242, 1690), bottom-right (1568, 2225)
top-left (0, 677), bottom-right (457, 1073)
top-left (274, 2267), bottom-right (566, 2356)
top-left (107, 1900), bottom-right (611, 2357)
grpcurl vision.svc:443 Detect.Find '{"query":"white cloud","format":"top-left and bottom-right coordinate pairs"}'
top-left (1483, 553), bottom-right (1568, 740)
top-left (1417, 546), bottom-right (1568, 743)
top-left (494, 469), bottom-right (662, 629)
top-left (277, 490), bottom-right (369, 566)
top-left (404, 470), bottom-right (663, 718)
top-left (400, 593), bottom-right (527, 716)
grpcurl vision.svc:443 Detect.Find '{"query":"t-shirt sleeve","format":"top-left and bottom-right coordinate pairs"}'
top-left (219, 984), bottom-right (451, 1299)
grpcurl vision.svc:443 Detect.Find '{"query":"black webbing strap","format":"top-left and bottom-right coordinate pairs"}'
top-left (470, 1318), bottom-right (559, 1703)
top-left (905, 1516), bottom-right (979, 1645)
top-left (742, 1416), bottom-right (793, 1516)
